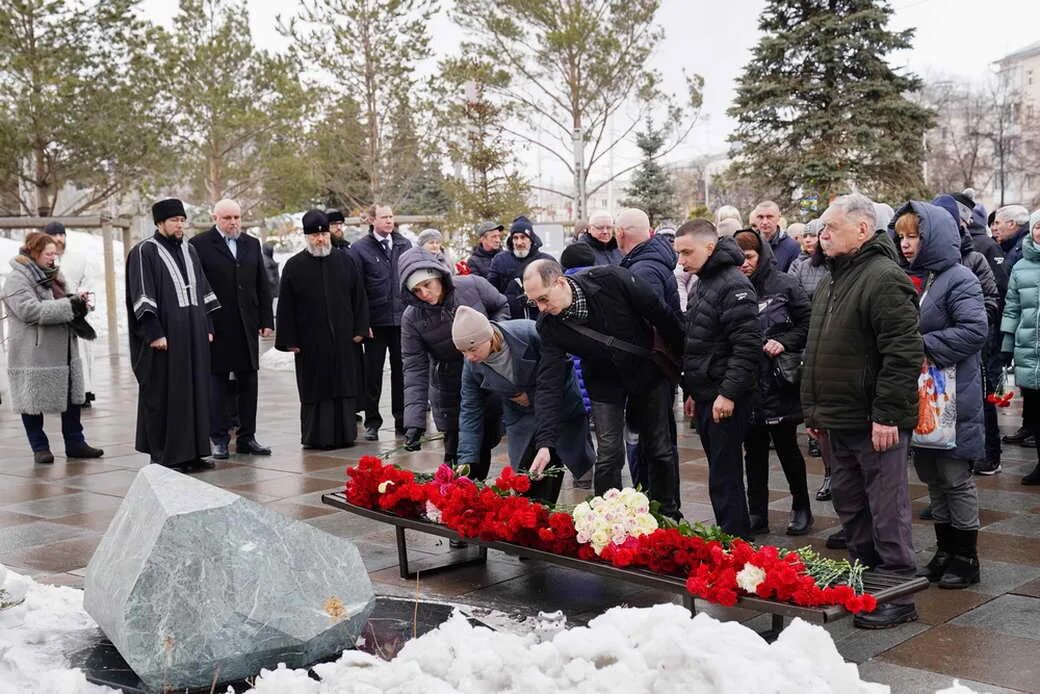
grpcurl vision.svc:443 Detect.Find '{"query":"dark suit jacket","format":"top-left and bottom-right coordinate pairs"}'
top-left (190, 227), bottom-right (273, 372)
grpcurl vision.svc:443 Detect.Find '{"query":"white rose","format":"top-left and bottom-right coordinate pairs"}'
top-left (736, 563), bottom-right (767, 594)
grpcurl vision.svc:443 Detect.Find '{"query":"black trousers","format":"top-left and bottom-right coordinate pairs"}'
top-left (744, 421), bottom-right (811, 517)
top-left (695, 399), bottom-right (751, 538)
top-left (209, 370), bottom-right (257, 443)
top-left (983, 323), bottom-right (1003, 461)
top-left (518, 442), bottom-right (564, 505)
top-left (1021, 387), bottom-right (1040, 464)
top-left (364, 325), bottom-right (404, 430)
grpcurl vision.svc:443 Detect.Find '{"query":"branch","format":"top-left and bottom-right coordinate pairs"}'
top-left (500, 125), bottom-right (574, 172)
top-left (529, 183), bottom-right (573, 198)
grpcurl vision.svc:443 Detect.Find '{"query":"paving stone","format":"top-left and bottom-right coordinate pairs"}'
top-left (1, 491), bottom-right (124, 520)
top-left (950, 594), bottom-right (1040, 641)
top-left (860, 660), bottom-right (1028, 694)
top-left (0, 520), bottom-right (98, 553)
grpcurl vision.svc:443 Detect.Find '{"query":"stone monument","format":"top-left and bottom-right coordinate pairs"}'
top-left (84, 465), bottom-right (374, 691)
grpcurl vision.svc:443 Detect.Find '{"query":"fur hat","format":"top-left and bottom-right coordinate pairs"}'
top-left (452, 305), bottom-right (493, 351)
top-left (152, 198), bottom-right (187, 225)
top-left (302, 209), bottom-right (329, 234)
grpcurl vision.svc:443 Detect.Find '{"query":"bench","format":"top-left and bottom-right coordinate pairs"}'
top-left (321, 491), bottom-right (929, 638)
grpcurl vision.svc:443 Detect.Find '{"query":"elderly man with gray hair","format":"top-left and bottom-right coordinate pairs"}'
top-left (801, 193), bottom-right (924, 629)
top-left (994, 205), bottom-right (1031, 270)
top-left (577, 210), bottom-right (622, 265)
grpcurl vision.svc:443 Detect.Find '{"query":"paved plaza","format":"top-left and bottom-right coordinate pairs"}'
top-left (1, 344), bottom-right (1038, 693)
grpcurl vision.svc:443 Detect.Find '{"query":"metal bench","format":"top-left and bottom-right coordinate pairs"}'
top-left (322, 491), bottom-right (929, 638)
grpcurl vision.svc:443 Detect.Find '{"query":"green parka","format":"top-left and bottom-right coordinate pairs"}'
top-left (1001, 234), bottom-right (1040, 390)
top-left (801, 231), bottom-right (923, 430)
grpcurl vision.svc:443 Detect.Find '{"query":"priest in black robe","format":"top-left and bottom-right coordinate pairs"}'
top-left (125, 198), bottom-right (221, 469)
top-left (276, 210), bottom-right (369, 448)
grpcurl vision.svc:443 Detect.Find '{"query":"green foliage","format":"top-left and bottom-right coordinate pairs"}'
top-left (0, 0), bottom-right (170, 215)
top-left (623, 119), bottom-right (678, 226)
top-left (727, 0), bottom-right (935, 208)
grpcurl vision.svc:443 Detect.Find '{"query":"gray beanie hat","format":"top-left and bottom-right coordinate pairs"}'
top-left (452, 305), bottom-right (493, 351)
top-left (417, 228), bottom-right (443, 248)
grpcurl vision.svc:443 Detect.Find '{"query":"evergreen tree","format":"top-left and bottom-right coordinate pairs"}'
top-left (727, 0), bottom-right (935, 208)
top-left (623, 119), bottom-right (677, 226)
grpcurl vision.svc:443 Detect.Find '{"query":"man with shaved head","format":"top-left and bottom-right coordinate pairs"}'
top-left (190, 198), bottom-right (274, 459)
top-left (750, 200), bottom-right (800, 272)
top-left (577, 210), bottom-right (622, 265)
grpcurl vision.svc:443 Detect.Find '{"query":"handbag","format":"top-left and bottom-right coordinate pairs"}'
top-left (912, 360), bottom-right (957, 450)
top-left (565, 322), bottom-right (681, 386)
top-left (774, 350), bottom-right (803, 385)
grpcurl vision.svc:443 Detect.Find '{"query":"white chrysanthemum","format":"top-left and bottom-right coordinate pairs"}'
top-left (736, 563), bottom-right (767, 593)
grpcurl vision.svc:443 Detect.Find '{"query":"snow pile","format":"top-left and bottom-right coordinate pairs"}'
top-left (0, 568), bottom-right (115, 694)
top-left (237, 603), bottom-right (891, 694)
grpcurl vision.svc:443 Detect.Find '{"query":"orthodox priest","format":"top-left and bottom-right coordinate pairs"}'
top-left (125, 199), bottom-right (221, 469)
top-left (276, 210), bottom-right (369, 448)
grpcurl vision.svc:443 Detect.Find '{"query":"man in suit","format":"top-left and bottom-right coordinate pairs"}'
top-left (189, 198), bottom-right (274, 459)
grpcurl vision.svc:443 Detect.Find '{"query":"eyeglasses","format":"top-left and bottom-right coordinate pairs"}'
top-left (590, 225), bottom-right (613, 231)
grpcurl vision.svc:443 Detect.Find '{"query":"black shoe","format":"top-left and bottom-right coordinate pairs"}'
top-left (1003, 426), bottom-right (1031, 444)
top-left (815, 475), bottom-right (832, 501)
top-left (825, 528), bottom-right (847, 549)
top-left (917, 522), bottom-right (952, 581)
top-left (938, 554), bottom-right (980, 589)
top-left (973, 458), bottom-right (1002, 476)
top-left (236, 437), bottom-right (272, 455)
top-left (919, 504), bottom-right (934, 520)
top-left (807, 438), bottom-right (822, 458)
top-left (188, 458), bottom-right (216, 470)
top-left (1023, 464), bottom-right (1040, 486)
top-left (34, 450), bottom-right (54, 464)
top-left (65, 442), bottom-right (104, 458)
top-left (363, 426), bottom-right (379, 441)
top-left (748, 514), bottom-right (770, 535)
top-left (786, 509), bottom-right (814, 536)
top-left (1023, 435), bottom-right (1037, 448)
top-left (853, 602), bottom-right (918, 629)
top-left (211, 441), bottom-right (230, 460)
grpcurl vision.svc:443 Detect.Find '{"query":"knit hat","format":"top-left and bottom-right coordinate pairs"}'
top-left (452, 305), bottom-right (493, 350)
top-left (43, 222), bottom-right (66, 236)
top-left (475, 221), bottom-right (504, 237)
top-left (733, 229), bottom-right (762, 253)
top-left (417, 228), bottom-right (443, 248)
top-left (1031, 209), bottom-right (1040, 232)
top-left (560, 243), bottom-right (595, 270)
top-left (152, 198), bottom-right (187, 225)
top-left (405, 267), bottom-right (441, 292)
top-left (510, 215), bottom-right (534, 237)
top-left (302, 209), bottom-right (329, 234)
top-left (326, 209), bottom-right (346, 224)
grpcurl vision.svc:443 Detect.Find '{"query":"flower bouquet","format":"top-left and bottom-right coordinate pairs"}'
top-left (985, 367), bottom-right (1014, 408)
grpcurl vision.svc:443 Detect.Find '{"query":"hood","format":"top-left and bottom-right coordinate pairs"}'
top-left (698, 235), bottom-right (746, 277)
top-left (893, 200), bottom-right (960, 274)
top-left (1024, 233), bottom-right (1040, 264)
top-left (620, 234), bottom-right (676, 271)
top-left (959, 227), bottom-right (976, 257)
top-left (874, 202), bottom-right (895, 232)
top-left (732, 228), bottom-right (774, 289)
top-left (398, 247), bottom-right (453, 307)
top-left (579, 232), bottom-right (618, 252)
top-left (506, 227), bottom-right (544, 254)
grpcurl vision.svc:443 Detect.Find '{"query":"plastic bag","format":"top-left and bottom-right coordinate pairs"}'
top-left (912, 361), bottom-right (957, 450)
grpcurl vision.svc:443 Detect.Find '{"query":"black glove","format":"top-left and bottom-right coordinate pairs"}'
top-left (1002, 352), bottom-right (1014, 368)
top-left (403, 428), bottom-right (424, 451)
top-left (69, 316), bottom-right (97, 341)
top-left (69, 295), bottom-right (88, 319)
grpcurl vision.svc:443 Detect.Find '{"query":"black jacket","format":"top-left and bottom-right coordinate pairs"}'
top-left (488, 230), bottom-right (554, 319)
top-left (189, 227), bottom-right (273, 373)
top-left (968, 223), bottom-right (1007, 300)
top-left (1001, 223), bottom-right (1029, 271)
top-left (262, 242), bottom-right (279, 299)
top-left (683, 236), bottom-right (763, 403)
top-left (960, 229), bottom-right (1000, 327)
top-left (619, 234), bottom-right (682, 317)
top-left (466, 243), bottom-right (500, 278)
top-left (351, 230), bottom-right (412, 327)
top-left (578, 233), bottom-right (622, 266)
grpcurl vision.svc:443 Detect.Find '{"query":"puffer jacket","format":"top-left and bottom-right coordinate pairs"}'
top-left (1001, 233), bottom-right (1040, 389)
top-left (896, 201), bottom-right (988, 461)
top-left (959, 228), bottom-right (999, 327)
top-left (399, 248), bottom-right (509, 431)
top-left (578, 233), bottom-right (622, 266)
top-left (968, 205), bottom-right (1007, 299)
top-left (787, 249), bottom-right (830, 299)
top-left (487, 230), bottom-right (554, 319)
top-left (3, 256), bottom-right (84, 413)
top-left (682, 236), bottom-right (762, 403)
top-left (620, 234), bottom-right (682, 316)
top-left (736, 230), bottom-right (811, 424)
top-left (801, 231), bottom-right (923, 430)
top-left (466, 243), bottom-right (500, 278)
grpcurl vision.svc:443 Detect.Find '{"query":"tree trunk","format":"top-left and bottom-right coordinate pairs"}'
top-left (34, 145), bottom-right (52, 217)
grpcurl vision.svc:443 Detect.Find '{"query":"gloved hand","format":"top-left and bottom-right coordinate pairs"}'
top-left (403, 428), bottom-right (424, 451)
top-left (1002, 352), bottom-right (1014, 368)
top-left (69, 295), bottom-right (88, 319)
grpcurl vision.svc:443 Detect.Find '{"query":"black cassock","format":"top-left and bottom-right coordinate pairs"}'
top-left (276, 248), bottom-right (369, 448)
top-left (125, 233), bottom-right (220, 466)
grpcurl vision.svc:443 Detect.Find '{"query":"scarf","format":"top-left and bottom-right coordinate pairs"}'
top-left (16, 251), bottom-right (66, 298)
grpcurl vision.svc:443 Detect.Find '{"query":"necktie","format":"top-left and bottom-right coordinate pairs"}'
top-left (382, 238), bottom-right (391, 257)
top-left (226, 236), bottom-right (237, 259)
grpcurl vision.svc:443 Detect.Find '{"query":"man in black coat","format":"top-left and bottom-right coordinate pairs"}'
top-left (466, 221), bottom-right (503, 278)
top-left (351, 203), bottom-right (412, 440)
top-left (524, 259), bottom-right (684, 519)
top-left (675, 219), bottom-right (763, 539)
top-left (189, 199), bottom-right (274, 459)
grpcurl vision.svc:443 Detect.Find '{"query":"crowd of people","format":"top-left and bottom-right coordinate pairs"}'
top-left (4, 189), bottom-right (1040, 631)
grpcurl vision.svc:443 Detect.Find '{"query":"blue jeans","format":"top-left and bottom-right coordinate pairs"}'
top-left (22, 405), bottom-right (85, 452)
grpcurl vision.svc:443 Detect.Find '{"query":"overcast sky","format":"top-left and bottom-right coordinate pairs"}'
top-left (141, 0), bottom-right (1040, 180)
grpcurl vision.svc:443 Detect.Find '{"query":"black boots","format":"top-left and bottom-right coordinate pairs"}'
top-left (786, 508), bottom-right (814, 536)
top-left (938, 528), bottom-right (981, 589)
top-left (917, 523), bottom-right (952, 582)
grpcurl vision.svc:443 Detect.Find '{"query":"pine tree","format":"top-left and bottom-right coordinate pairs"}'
top-left (623, 119), bottom-right (677, 226)
top-left (727, 0), bottom-right (935, 208)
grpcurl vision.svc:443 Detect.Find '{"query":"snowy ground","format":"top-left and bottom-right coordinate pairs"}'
top-left (0, 567), bottom-right (983, 694)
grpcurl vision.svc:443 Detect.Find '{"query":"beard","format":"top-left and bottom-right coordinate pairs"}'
top-left (514, 248), bottom-right (530, 259)
top-left (305, 241), bottom-right (331, 257)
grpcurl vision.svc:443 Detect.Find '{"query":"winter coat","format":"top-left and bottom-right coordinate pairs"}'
top-left (399, 248), bottom-right (510, 431)
top-left (578, 233), bottom-right (622, 266)
top-left (1001, 234), bottom-right (1040, 390)
top-left (458, 319), bottom-right (594, 478)
top-left (563, 266), bottom-right (592, 413)
top-left (619, 234), bottom-right (682, 317)
top-left (967, 212), bottom-right (1007, 300)
top-left (896, 201), bottom-right (988, 461)
top-left (351, 230), bottom-right (413, 326)
top-left (3, 256), bottom-right (84, 414)
top-left (1001, 223), bottom-right (1029, 271)
top-left (740, 230), bottom-right (811, 424)
top-left (787, 251), bottom-right (830, 299)
top-left (189, 227), bottom-right (274, 373)
top-left (768, 231), bottom-right (801, 273)
top-left (262, 242), bottom-right (280, 299)
top-left (959, 229), bottom-right (1000, 327)
top-left (487, 230), bottom-right (554, 319)
top-left (682, 236), bottom-right (762, 404)
top-left (801, 231), bottom-right (923, 431)
top-left (466, 243), bottom-right (500, 278)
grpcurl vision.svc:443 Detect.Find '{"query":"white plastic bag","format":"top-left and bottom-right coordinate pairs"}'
top-left (912, 361), bottom-right (957, 450)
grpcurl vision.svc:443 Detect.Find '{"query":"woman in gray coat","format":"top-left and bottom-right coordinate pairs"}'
top-left (399, 247), bottom-right (509, 472)
top-left (893, 201), bottom-right (987, 590)
top-left (3, 232), bottom-right (103, 464)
